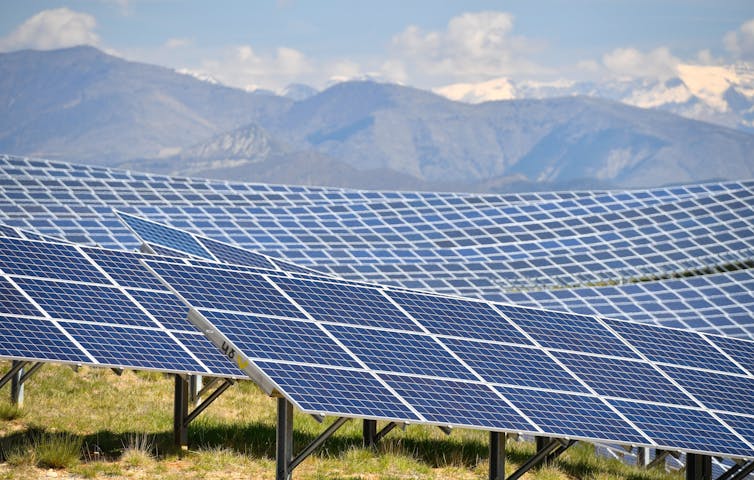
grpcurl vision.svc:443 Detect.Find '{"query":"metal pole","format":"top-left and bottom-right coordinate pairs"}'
top-left (489, 431), bottom-right (505, 480)
top-left (686, 453), bottom-right (711, 480)
top-left (276, 398), bottom-right (293, 480)
top-left (363, 420), bottom-right (377, 448)
top-left (10, 361), bottom-right (24, 407)
top-left (173, 375), bottom-right (189, 448)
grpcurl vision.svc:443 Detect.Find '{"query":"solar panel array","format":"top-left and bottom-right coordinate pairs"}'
top-left (0, 235), bottom-right (245, 378)
top-left (143, 258), bottom-right (754, 459)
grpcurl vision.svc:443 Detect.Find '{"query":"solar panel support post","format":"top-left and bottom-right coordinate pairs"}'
top-left (685, 453), bottom-right (711, 480)
top-left (10, 361), bottom-right (24, 407)
top-left (276, 398), bottom-right (293, 480)
top-left (636, 447), bottom-right (648, 467)
top-left (189, 375), bottom-right (203, 407)
top-left (535, 436), bottom-right (557, 465)
top-left (363, 420), bottom-right (377, 448)
top-left (489, 431), bottom-right (505, 480)
top-left (648, 450), bottom-right (670, 469)
top-left (174, 375), bottom-right (189, 449)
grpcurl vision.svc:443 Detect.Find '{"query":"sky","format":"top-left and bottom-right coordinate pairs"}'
top-left (0, 1), bottom-right (753, 92)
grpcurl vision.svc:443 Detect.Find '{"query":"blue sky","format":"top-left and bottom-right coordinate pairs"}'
top-left (1, 1), bottom-right (753, 91)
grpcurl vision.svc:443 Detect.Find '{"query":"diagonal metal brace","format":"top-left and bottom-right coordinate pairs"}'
top-left (18, 362), bottom-right (43, 384)
top-left (0, 361), bottom-right (27, 389)
top-left (288, 416), bottom-right (350, 471)
top-left (183, 378), bottom-right (235, 426)
top-left (374, 422), bottom-right (400, 444)
top-left (506, 438), bottom-right (575, 480)
top-left (648, 450), bottom-right (671, 469)
top-left (716, 460), bottom-right (754, 480)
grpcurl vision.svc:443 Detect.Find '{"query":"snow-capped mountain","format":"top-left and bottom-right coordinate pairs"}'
top-left (435, 63), bottom-right (754, 132)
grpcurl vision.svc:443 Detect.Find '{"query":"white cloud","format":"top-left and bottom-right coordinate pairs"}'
top-left (164, 37), bottom-right (192, 49)
top-left (0, 8), bottom-right (100, 52)
top-left (602, 47), bottom-right (680, 79)
top-left (389, 11), bottom-right (545, 84)
top-left (724, 18), bottom-right (754, 60)
top-left (197, 45), bottom-right (313, 91)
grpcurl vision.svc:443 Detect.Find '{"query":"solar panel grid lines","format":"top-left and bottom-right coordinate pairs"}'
top-left (116, 210), bottom-right (216, 261)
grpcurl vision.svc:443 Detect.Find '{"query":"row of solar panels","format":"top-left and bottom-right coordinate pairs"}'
top-left (2, 232), bottom-right (754, 460)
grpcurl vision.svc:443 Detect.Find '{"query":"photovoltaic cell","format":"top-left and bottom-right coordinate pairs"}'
top-left (603, 319), bottom-right (746, 374)
top-left (82, 247), bottom-right (167, 290)
top-left (496, 386), bottom-right (647, 444)
top-left (14, 277), bottom-right (156, 327)
top-left (254, 361), bottom-right (420, 420)
top-left (326, 324), bottom-right (477, 380)
top-left (0, 276), bottom-right (42, 316)
top-left (197, 236), bottom-right (276, 270)
top-left (715, 413), bottom-right (754, 449)
top-left (0, 237), bottom-right (109, 284)
top-left (442, 337), bottom-right (588, 393)
top-left (270, 276), bottom-right (421, 331)
top-left (200, 310), bottom-right (361, 368)
top-left (0, 314), bottom-right (90, 363)
top-left (552, 351), bottom-right (696, 406)
top-left (126, 289), bottom-right (193, 331)
top-left (706, 335), bottom-right (754, 376)
top-left (497, 305), bottom-right (638, 358)
top-left (610, 399), bottom-right (753, 458)
top-left (387, 290), bottom-right (532, 345)
top-left (170, 331), bottom-right (244, 376)
top-left (383, 374), bottom-right (534, 432)
top-left (660, 365), bottom-right (754, 414)
top-left (60, 321), bottom-right (206, 372)
top-left (118, 211), bottom-right (211, 259)
top-left (145, 261), bottom-right (306, 320)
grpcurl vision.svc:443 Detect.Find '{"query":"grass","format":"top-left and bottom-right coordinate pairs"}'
top-left (0, 362), bottom-right (684, 479)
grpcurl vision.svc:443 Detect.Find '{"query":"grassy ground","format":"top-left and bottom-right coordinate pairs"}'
top-left (0, 363), bottom-right (683, 479)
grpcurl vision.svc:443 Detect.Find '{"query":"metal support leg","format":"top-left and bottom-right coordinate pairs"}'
top-left (277, 398), bottom-right (293, 480)
top-left (686, 453), bottom-right (711, 480)
top-left (507, 439), bottom-right (574, 480)
top-left (10, 361), bottom-right (24, 407)
top-left (648, 449), bottom-right (670, 469)
top-left (363, 419), bottom-right (377, 448)
top-left (720, 460), bottom-right (754, 480)
top-left (189, 375), bottom-right (203, 407)
top-left (535, 436), bottom-right (556, 465)
top-left (489, 431), bottom-right (505, 480)
top-left (173, 375), bottom-right (189, 449)
top-left (636, 447), bottom-right (648, 467)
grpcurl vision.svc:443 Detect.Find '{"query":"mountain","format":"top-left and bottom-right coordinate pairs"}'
top-left (2, 47), bottom-right (754, 190)
top-left (435, 63), bottom-right (754, 133)
top-left (0, 46), bottom-right (292, 165)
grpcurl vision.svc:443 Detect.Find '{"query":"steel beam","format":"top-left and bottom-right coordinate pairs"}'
top-left (184, 379), bottom-right (234, 425)
top-left (489, 431), bottom-right (505, 480)
top-left (363, 419), bottom-right (377, 448)
top-left (507, 439), bottom-right (574, 480)
top-left (10, 361), bottom-right (25, 407)
top-left (173, 375), bottom-right (189, 448)
top-left (726, 460), bottom-right (754, 480)
top-left (374, 422), bottom-right (400, 444)
top-left (276, 398), bottom-right (293, 480)
top-left (289, 417), bottom-right (350, 471)
top-left (686, 453), bottom-right (712, 480)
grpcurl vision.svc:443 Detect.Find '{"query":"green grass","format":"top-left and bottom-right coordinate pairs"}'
top-left (0, 362), bottom-right (684, 479)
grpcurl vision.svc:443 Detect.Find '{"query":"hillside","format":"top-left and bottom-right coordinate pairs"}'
top-left (2, 47), bottom-right (754, 190)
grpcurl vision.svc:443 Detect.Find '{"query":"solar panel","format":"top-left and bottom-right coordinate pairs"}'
top-left (0, 236), bottom-right (245, 378)
top-left (145, 258), bottom-right (754, 458)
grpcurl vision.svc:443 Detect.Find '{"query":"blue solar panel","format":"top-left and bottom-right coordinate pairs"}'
top-left (383, 374), bottom-right (534, 432)
top-left (442, 338), bottom-right (589, 392)
top-left (0, 237), bottom-right (109, 284)
top-left (254, 361), bottom-right (420, 420)
top-left (196, 236), bottom-right (277, 270)
top-left (14, 277), bottom-right (156, 327)
top-left (326, 324), bottom-right (476, 380)
top-left (118, 211), bottom-right (212, 259)
top-left (200, 310), bottom-right (361, 368)
top-left (706, 335), bottom-right (754, 376)
top-left (603, 319), bottom-right (746, 374)
top-left (610, 399), bottom-right (753, 458)
top-left (0, 315), bottom-right (90, 363)
top-left (497, 305), bottom-right (639, 358)
top-left (0, 276), bottom-right (42, 316)
top-left (145, 261), bottom-right (306, 320)
top-left (270, 276), bottom-right (421, 331)
top-left (387, 290), bottom-right (532, 345)
top-left (715, 413), bottom-right (754, 450)
top-left (82, 247), bottom-right (167, 290)
top-left (552, 351), bottom-right (697, 406)
top-left (660, 365), bottom-right (754, 415)
top-left (496, 386), bottom-right (647, 444)
top-left (126, 289), bottom-right (193, 331)
top-left (170, 331), bottom-right (244, 376)
top-left (60, 321), bottom-right (206, 372)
